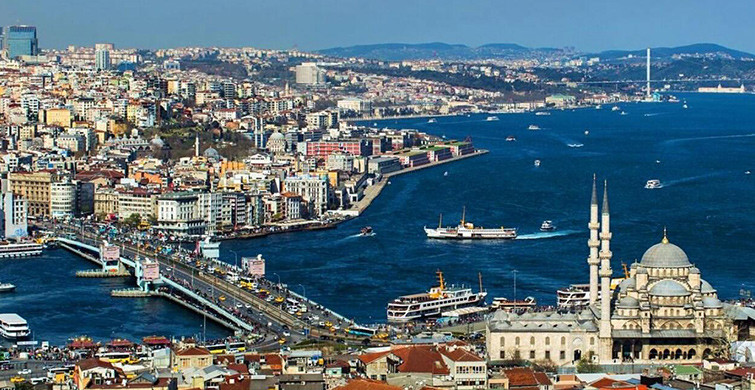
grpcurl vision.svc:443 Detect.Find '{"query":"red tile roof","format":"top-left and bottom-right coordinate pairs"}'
top-left (438, 346), bottom-right (483, 362)
top-left (504, 368), bottom-right (551, 388)
top-left (334, 379), bottom-right (402, 390)
top-left (175, 346), bottom-right (211, 356)
top-left (392, 346), bottom-right (449, 375)
top-left (358, 351), bottom-right (391, 365)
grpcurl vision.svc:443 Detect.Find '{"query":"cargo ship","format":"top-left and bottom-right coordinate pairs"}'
top-left (424, 208), bottom-right (517, 239)
top-left (387, 270), bottom-right (487, 322)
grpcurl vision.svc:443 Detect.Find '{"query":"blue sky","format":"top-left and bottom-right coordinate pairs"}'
top-left (2, 0), bottom-right (754, 53)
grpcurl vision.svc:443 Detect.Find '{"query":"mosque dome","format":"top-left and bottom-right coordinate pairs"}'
top-left (617, 296), bottom-right (639, 308)
top-left (640, 232), bottom-right (691, 268)
top-left (649, 280), bottom-right (689, 297)
top-left (269, 131), bottom-right (285, 141)
top-left (618, 277), bottom-right (636, 292)
top-left (690, 267), bottom-right (700, 274)
top-left (702, 296), bottom-right (723, 308)
top-left (701, 279), bottom-right (716, 294)
top-left (150, 136), bottom-right (164, 147)
top-left (203, 147), bottom-right (221, 160)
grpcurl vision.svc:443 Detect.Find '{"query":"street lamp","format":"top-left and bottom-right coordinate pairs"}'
top-left (272, 272), bottom-right (281, 286)
top-left (297, 284), bottom-right (306, 301)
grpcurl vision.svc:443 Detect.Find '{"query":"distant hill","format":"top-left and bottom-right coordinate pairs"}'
top-left (595, 43), bottom-right (755, 61)
top-left (317, 42), bottom-right (571, 61)
top-left (318, 42), bottom-right (755, 62)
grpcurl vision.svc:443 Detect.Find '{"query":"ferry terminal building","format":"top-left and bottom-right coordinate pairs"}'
top-left (486, 178), bottom-right (755, 367)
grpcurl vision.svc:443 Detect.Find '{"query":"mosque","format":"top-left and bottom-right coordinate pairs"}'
top-left (486, 177), bottom-right (755, 367)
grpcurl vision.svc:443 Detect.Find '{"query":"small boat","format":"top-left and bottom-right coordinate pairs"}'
top-left (443, 171), bottom-right (448, 177)
top-left (745, 171), bottom-right (751, 175)
top-left (486, 116), bottom-right (499, 121)
top-left (584, 130), bottom-right (590, 135)
top-left (534, 159), bottom-right (541, 167)
top-left (683, 104), bottom-right (688, 109)
top-left (360, 226), bottom-right (374, 236)
top-left (428, 118), bottom-right (437, 123)
top-left (645, 179), bottom-right (663, 189)
top-left (620, 111), bottom-right (628, 115)
top-left (0, 283), bottom-right (16, 293)
top-left (528, 125), bottom-right (540, 131)
top-left (505, 135), bottom-right (517, 142)
top-left (656, 160), bottom-right (661, 164)
top-left (535, 111), bottom-right (550, 116)
top-left (595, 105), bottom-right (602, 110)
top-left (567, 143), bottom-right (584, 148)
top-left (611, 106), bottom-right (620, 111)
top-left (540, 220), bottom-right (556, 232)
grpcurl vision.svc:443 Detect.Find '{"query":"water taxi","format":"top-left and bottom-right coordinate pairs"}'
top-left (0, 283), bottom-right (16, 293)
top-left (359, 226), bottom-right (374, 236)
top-left (645, 179), bottom-right (663, 189)
top-left (540, 220), bottom-right (556, 232)
top-left (387, 270), bottom-right (487, 322)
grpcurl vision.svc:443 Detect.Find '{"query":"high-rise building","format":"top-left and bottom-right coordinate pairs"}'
top-left (94, 43), bottom-right (113, 71)
top-left (295, 62), bottom-right (325, 85)
top-left (4, 25), bottom-right (38, 59)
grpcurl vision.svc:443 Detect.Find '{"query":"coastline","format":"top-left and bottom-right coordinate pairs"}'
top-left (351, 149), bottom-right (489, 215)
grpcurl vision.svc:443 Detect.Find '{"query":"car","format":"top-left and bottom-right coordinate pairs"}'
top-left (18, 369), bottom-right (32, 375)
top-left (282, 331), bottom-right (291, 337)
top-left (236, 303), bottom-right (243, 308)
top-left (245, 303), bottom-right (251, 309)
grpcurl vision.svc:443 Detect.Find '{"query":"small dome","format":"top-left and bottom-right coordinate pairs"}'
top-left (702, 297), bottom-right (722, 308)
top-left (618, 277), bottom-right (636, 292)
top-left (636, 267), bottom-right (648, 274)
top-left (617, 296), bottom-right (639, 308)
top-left (649, 280), bottom-right (689, 297)
top-left (203, 147), bottom-right (221, 159)
top-left (690, 267), bottom-right (700, 274)
top-left (150, 136), bottom-right (164, 147)
top-left (640, 240), bottom-right (691, 268)
top-left (269, 132), bottom-right (285, 140)
top-left (701, 279), bottom-right (716, 293)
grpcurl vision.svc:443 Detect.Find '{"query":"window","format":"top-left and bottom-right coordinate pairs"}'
top-left (560, 351), bottom-right (566, 360)
top-left (529, 350), bottom-right (535, 359)
top-left (530, 336), bottom-right (535, 345)
top-left (590, 337), bottom-right (594, 346)
top-left (545, 337), bottom-right (550, 346)
top-left (499, 351), bottom-right (505, 359)
top-left (515, 337), bottom-right (520, 346)
top-left (561, 336), bottom-right (566, 345)
top-left (545, 351), bottom-right (551, 360)
top-left (500, 336), bottom-right (505, 347)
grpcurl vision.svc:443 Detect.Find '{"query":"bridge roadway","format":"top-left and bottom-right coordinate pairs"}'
top-left (55, 232), bottom-right (360, 344)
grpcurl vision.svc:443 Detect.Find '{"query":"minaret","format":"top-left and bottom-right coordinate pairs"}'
top-left (194, 134), bottom-right (199, 158)
top-left (599, 180), bottom-right (613, 339)
top-left (587, 174), bottom-right (600, 304)
top-left (646, 48), bottom-right (651, 98)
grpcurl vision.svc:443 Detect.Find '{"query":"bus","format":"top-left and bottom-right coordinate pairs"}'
top-left (47, 366), bottom-right (73, 383)
top-left (346, 325), bottom-right (377, 337)
top-left (95, 352), bottom-right (131, 363)
top-left (205, 341), bottom-right (246, 354)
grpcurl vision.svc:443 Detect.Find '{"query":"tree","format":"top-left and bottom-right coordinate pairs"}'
top-left (576, 357), bottom-right (601, 373)
top-left (123, 213), bottom-right (141, 227)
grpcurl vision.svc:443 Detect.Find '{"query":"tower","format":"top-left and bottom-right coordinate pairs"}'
top-left (646, 47), bottom-right (651, 98)
top-left (587, 175), bottom-right (600, 304)
top-left (599, 180), bottom-right (613, 340)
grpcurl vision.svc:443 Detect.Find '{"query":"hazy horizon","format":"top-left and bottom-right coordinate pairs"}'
top-left (2, 0), bottom-right (755, 53)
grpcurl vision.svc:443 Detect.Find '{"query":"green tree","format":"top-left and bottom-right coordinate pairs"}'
top-left (124, 213), bottom-right (141, 227)
top-left (576, 357), bottom-right (601, 373)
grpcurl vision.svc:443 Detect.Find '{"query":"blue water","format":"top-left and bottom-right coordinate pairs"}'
top-left (0, 249), bottom-right (229, 345)
top-left (2, 93), bottom-right (754, 341)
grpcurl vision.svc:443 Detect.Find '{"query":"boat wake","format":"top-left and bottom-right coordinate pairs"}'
top-left (663, 133), bottom-right (755, 145)
top-left (516, 229), bottom-right (580, 240)
top-left (643, 113), bottom-right (663, 117)
top-left (662, 172), bottom-right (724, 187)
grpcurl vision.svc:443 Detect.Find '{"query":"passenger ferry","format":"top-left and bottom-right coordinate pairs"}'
top-left (557, 267), bottom-right (628, 309)
top-left (198, 237), bottom-right (220, 260)
top-left (387, 271), bottom-right (487, 322)
top-left (645, 179), bottom-right (663, 189)
top-left (0, 242), bottom-right (43, 258)
top-left (0, 313), bottom-right (30, 339)
top-left (424, 209), bottom-right (517, 240)
top-left (491, 296), bottom-right (537, 312)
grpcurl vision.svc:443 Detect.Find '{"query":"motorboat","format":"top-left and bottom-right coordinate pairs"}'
top-left (528, 125), bottom-right (540, 130)
top-left (505, 135), bottom-right (517, 142)
top-left (443, 171), bottom-right (448, 177)
top-left (567, 143), bottom-right (584, 148)
top-left (620, 111), bottom-right (628, 115)
top-left (584, 130), bottom-right (590, 135)
top-left (360, 226), bottom-right (374, 236)
top-left (428, 118), bottom-right (437, 123)
top-left (540, 220), bottom-right (556, 231)
top-left (595, 105), bottom-right (602, 109)
top-left (611, 106), bottom-right (620, 111)
top-left (534, 159), bottom-right (541, 167)
top-left (535, 111), bottom-right (550, 116)
top-left (486, 116), bottom-right (499, 121)
top-left (645, 179), bottom-right (663, 189)
top-left (0, 283), bottom-right (15, 293)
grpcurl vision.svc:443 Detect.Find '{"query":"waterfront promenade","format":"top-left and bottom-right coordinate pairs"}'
top-left (352, 149), bottom-right (489, 214)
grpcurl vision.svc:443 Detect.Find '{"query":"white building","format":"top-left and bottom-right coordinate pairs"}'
top-left (295, 62), bottom-right (325, 85)
top-left (283, 174), bottom-right (330, 217)
top-left (1, 192), bottom-right (27, 239)
top-left (198, 192), bottom-right (222, 236)
top-left (156, 192), bottom-right (205, 236)
top-left (50, 180), bottom-right (76, 219)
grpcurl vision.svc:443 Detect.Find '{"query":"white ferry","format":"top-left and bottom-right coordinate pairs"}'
top-left (486, 116), bottom-right (499, 121)
top-left (0, 313), bottom-right (30, 339)
top-left (424, 209), bottom-right (517, 240)
top-left (528, 124), bottom-right (541, 130)
top-left (491, 296), bottom-right (536, 312)
top-left (0, 242), bottom-right (43, 258)
top-left (645, 179), bottom-right (663, 189)
top-left (387, 271), bottom-right (487, 322)
top-left (556, 284), bottom-right (592, 309)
